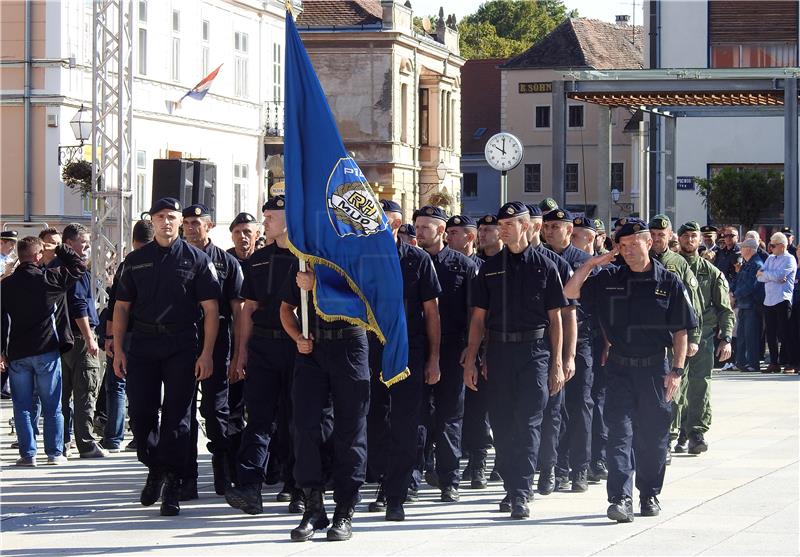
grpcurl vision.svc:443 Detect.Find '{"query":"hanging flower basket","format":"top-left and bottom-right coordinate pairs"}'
top-left (427, 189), bottom-right (455, 209)
top-left (61, 159), bottom-right (93, 197)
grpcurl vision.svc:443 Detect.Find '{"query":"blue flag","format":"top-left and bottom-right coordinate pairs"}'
top-left (283, 11), bottom-right (409, 386)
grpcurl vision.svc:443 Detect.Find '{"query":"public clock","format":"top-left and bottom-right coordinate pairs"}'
top-left (484, 132), bottom-right (524, 172)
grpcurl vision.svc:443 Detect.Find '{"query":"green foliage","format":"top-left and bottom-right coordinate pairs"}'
top-left (61, 159), bottom-right (93, 197)
top-left (457, 20), bottom-right (526, 59)
top-left (695, 167), bottom-right (784, 230)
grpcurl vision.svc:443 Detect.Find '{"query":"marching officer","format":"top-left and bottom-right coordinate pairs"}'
top-left (463, 201), bottom-right (568, 519)
top-left (367, 200), bottom-right (441, 521)
top-left (417, 208), bottom-right (479, 502)
top-left (225, 196), bottom-right (303, 515)
top-left (542, 210), bottom-right (595, 493)
top-left (477, 215), bottom-right (503, 259)
top-left (112, 197), bottom-right (221, 516)
top-left (445, 215), bottom-right (481, 266)
top-left (593, 219), bottom-right (609, 255)
top-left (398, 223), bottom-right (417, 247)
top-left (181, 204), bottom-right (244, 499)
top-left (571, 217), bottom-right (597, 255)
top-left (675, 222), bottom-right (735, 455)
top-left (564, 218), bottom-right (697, 523)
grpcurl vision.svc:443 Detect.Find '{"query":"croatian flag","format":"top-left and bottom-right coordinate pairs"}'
top-left (166, 64), bottom-right (222, 113)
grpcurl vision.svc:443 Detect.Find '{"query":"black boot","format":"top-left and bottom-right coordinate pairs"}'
top-left (160, 473), bottom-right (182, 516)
top-left (471, 454), bottom-right (488, 489)
top-left (225, 482), bottom-right (263, 515)
top-left (288, 488), bottom-right (305, 514)
top-left (327, 505), bottom-right (354, 541)
top-left (179, 477), bottom-right (199, 501)
top-left (277, 482), bottom-right (293, 502)
top-left (640, 495), bottom-right (661, 517)
top-left (510, 496), bottom-right (530, 519)
top-left (211, 453), bottom-right (231, 496)
top-left (290, 489), bottom-right (329, 542)
top-left (588, 460), bottom-right (608, 482)
top-left (607, 495), bottom-right (634, 523)
top-left (537, 466), bottom-right (555, 495)
top-left (688, 431), bottom-right (708, 455)
top-left (571, 469), bottom-right (588, 492)
top-left (385, 497), bottom-right (405, 521)
top-left (368, 485), bottom-right (386, 512)
top-left (498, 494), bottom-right (512, 513)
top-left (140, 469), bottom-right (165, 506)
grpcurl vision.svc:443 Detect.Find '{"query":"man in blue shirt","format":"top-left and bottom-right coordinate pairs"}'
top-left (733, 238), bottom-right (764, 372)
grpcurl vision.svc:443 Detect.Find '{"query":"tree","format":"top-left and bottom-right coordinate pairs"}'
top-left (457, 20), bottom-right (526, 59)
top-left (695, 167), bottom-right (784, 230)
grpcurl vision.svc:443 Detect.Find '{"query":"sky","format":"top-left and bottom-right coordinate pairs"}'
top-left (412, 0), bottom-right (645, 24)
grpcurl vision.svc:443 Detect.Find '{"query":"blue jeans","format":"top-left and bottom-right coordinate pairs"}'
top-left (736, 307), bottom-right (762, 370)
top-left (8, 351), bottom-right (64, 458)
top-left (103, 354), bottom-right (127, 448)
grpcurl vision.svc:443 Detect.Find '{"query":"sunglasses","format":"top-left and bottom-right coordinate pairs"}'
top-left (769, 243), bottom-right (778, 248)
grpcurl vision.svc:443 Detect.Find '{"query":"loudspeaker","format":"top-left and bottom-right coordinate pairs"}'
top-left (152, 159), bottom-right (195, 208)
top-left (192, 161), bottom-right (217, 222)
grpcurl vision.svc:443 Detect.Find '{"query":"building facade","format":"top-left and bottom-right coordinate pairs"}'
top-left (297, 0), bottom-right (464, 221)
top-left (646, 0), bottom-right (799, 226)
top-left (0, 0), bottom-right (286, 247)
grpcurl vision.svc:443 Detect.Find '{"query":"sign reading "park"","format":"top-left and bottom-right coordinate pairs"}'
top-left (519, 82), bottom-right (553, 94)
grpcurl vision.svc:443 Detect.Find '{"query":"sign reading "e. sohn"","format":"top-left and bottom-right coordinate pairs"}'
top-left (518, 82), bottom-right (553, 94)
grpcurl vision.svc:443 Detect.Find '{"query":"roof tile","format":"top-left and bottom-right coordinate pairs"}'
top-left (297, 0), bottom-right (383, 28)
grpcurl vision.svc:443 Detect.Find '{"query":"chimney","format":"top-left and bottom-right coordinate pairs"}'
top-left (616, 14), bottom-right (630, 26)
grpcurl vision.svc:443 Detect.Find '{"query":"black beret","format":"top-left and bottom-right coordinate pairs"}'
top-left (149, 197), bottom-right (181, 215)
top-left (614, 217), bottom-right (649, 242)
top-left (539, 197), bottom-right (559, 213)
top-left (0, 230), bottom-right (18, 241)
top-left (525, 203), bottom-right (542, 218)
top-left (648, 214), bottom-right (672, 230)
top-left (262, 195), bottom-right (286, 212)
top-left (229, 212), bottom-right (257, 232)
top-left (781, 225), bottom-right (794, 236)
top-left (542, 209), bottom-right (572, 223)
top-left (613, 217), bottom-right (626, 229)
top-left (478, 214), bottom-right (498, 227)
top-left (446, 215), bottom-right (477, 230)
top-left (398, 223), bottom-right (417, 238)
top-left (497, 201), bottom-right (528, 221)
top-left (182, 204), bottom-right (211, 218)
top-left (700, 225), bottom-right (718, 234)
top-left (380, 199), bottom-right (403, 214)
top-left (677, 221), bottom-right (701, 236)
top-left (415, 205), bottom-right (449, 222)
top-left (572, 216), bottom-right (595, 231)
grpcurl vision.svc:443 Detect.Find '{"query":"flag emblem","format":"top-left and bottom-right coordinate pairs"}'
top-left (326, 157), bottom-right (386, 238)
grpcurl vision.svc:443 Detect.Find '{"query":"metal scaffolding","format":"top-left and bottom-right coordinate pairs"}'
top-left (91, 0), bottom-right (133, 307)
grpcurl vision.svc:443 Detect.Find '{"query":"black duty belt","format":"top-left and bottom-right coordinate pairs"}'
top-left (314, 328), bottom-right (364, 342)
top-left (133, 321), bottom-right (193, 335)
top-left (252, 326), bottom-right (290, 340)
top-left (486, 328), bottom-right (546, 343)
top-left (607, 350), bottom-right (666, 368)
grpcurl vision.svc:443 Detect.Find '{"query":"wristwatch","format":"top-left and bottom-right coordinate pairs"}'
top-left (722, 335), bottom-right (732, 343)
top-left (670, 366), bottom-right (684, 376)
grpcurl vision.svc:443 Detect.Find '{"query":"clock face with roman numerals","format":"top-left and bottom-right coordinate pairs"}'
top-left (484, 132), bottom-right (524, 172)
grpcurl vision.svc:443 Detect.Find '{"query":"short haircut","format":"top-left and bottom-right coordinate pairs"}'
top-left (132, 219), bottom-right (155, 244)
top-left (771, 232), bottom-right (788, 246)
top-left (17, 236), bottom-right (42, 259)
top-left (38, 227), bottom-right (60, 240)
top-left (62, 223), bottom-right (89, 243)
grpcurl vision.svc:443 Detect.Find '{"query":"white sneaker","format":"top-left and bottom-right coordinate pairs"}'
top-left (721, 362), bottom-right (735, 371)
top-left (47, 455), bottom-right (68, 465)
top-left (15, 456), bottom-right (37, 467)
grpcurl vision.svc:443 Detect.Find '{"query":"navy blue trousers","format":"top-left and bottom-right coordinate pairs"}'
top-left (556, 339), bottom-right (594, 476)
top-left (591, 333), bottom-right (608, 465)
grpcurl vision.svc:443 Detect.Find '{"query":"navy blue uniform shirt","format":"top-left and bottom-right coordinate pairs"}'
top-left (281, 260), bottom-right (358, 331)
top-left (552, 243), bottom-right (593, 328)
top-left (472, 244), bottom-right (568, 332)
top-left (116, 238), bottom-right (221, 326)
top-left (581, 258), bottom-right (698, 357)
top-left (534, 243), bottom-right (577, 308)
top-left (470, 252), bottom-right (484, 269)
top-left (202, 241), bottom-right (243, 320)
top-left (429, 246), bottom-right (477, 337)
top-left (48, 255), bottom-right (99, 331)
top-left (243, 243), bottom-right (298, 330)
top-left (398, 241), bottom-right (441, 343)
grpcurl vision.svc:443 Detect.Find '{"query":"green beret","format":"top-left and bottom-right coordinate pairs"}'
top-left (539, 198), bottom-right (558, 213)
top-left (649, 214), bottom-right (672, 230)
top-left (678, 221), bottom-right (701, 236)
top-left (593, 218), bottom-right (605, 233)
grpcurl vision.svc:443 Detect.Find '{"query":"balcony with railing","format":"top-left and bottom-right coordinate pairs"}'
top-left (264, 100), bottom-right (285, 139)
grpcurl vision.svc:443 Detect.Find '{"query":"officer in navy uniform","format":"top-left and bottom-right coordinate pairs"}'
top-left (181, 204), bottom-right (244, 500)
top-left (224, 196), bottom-right (303, 515)
top-left (367, 199), bottom-right (441, 521)
top-left (226, 211), bottom-right (259, 484)
top-left (542, 210), bottom-right (595, 493)
top-left (524, 204), bottom-right (577, 497)
top-left (463, 201), bottom-right (568, 519)
top-left (280, 259), bottom-right (371, 542)
top-left (112, 197), bottom-right (221, 516)
top-left (477, 215), bottom-right (503, 259)
top-left (564, 218), bottom-right (697, 523)
top-left (416, 207), bottom-right (478, 502)
top-left (445, 215), bottom-right (481, 265)
top-left (398, 223), bottom-right (417, 247)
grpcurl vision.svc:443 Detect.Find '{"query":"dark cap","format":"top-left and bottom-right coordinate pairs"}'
top-left (182, 204), bottom-right (211, 218)
top-left (613, 217), bottom-right (626, 229)
top-left (0, 230), bottom-right (18, 241)
top-left (380, 199), bottom-right (402, 214)
top-left (446, 215), bottom-right (477, 230)
top-left (262, 195), bottom-right (286, 212)
top-left (539, 198), bottom-right (558, 213)
top-left (677, 221), bottom-right (701, 236)
top-left (648, 214), bottom-right (672, 230)
top-left (573, 216), bottom-right (595, 231)
top-left (542, 209), bottom-right (572, 223)
top-left (398, 223), bottom-right (417, 238)
top-left (781, 225), bottom-right (794, 236)
top-left (478, 214), bottom-right (498, 227)
top-left (593, 218), bottom-right (606, 233)
top-left (415, 206), bottom-right (449, 222)
top-left (614, 217), bottom-right (649, 242)
top-left (700, 225), bottom-right (718, 234)
top-left (229, 212), bottom-right (257, 232)
top-left (525, 204), bottom-right (542, 218)
top-left (149, 197), bottom-right (181, 215)
top-left (497, 201), bottom-right (528, 221)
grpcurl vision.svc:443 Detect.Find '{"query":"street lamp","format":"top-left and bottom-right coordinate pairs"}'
top-left (611, 187), bottom-right (634, 216)
top-left (436, 161), bottom-right (447, 183)
top-left (58, 104), bottom-right (92, 165)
